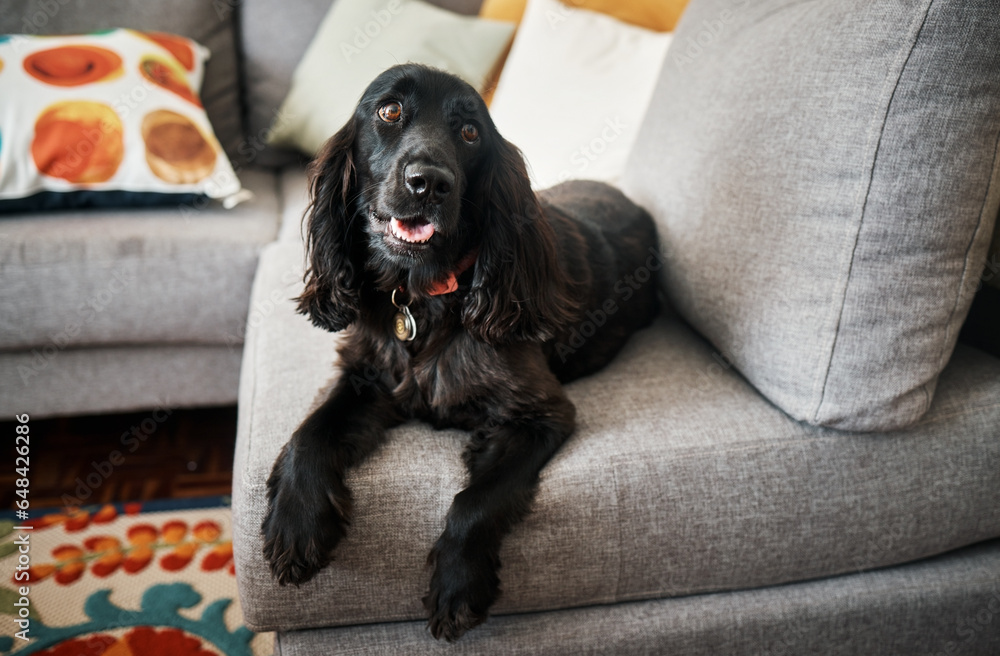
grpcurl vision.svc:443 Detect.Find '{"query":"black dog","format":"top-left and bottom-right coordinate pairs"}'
top-left (262, 64), bottom-right (660, 641)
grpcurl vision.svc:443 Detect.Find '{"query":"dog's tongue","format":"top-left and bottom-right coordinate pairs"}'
top-left (391, 217), bottom-right (435, 243)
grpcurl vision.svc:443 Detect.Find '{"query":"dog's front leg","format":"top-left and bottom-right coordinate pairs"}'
top-left (424, 392), bottom-right (576, 641)
top-left (262, 366), bottom-right (400, 586)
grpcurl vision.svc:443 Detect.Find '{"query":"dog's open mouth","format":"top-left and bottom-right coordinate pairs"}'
top-left (372, 208), bottom-right (436, 247)
top-left (390, 216), bottom-right (435, 244)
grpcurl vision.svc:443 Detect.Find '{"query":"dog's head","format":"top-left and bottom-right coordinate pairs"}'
top-left (297, 64), bottom-right (573, 344)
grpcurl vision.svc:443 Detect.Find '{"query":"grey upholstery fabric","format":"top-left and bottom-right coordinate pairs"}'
top-left (233, 240), bottom-right (1000, 632)
top-left (0, 0), bottom-right (245, 161)
top-left (0, 168), bottom-right (280, 350)
top-left (278, 167), bottom-right (310, 243)
top-left (240, 0), bottom-right (486, 168)
top-left (274, 539), bottom-right (1000, 655)
top-left (622, 0), bottom-right (1000, 432)
top-left (0, 345), bottom-right (242, 419)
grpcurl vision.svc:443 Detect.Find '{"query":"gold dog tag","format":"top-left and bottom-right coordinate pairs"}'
top-left (394, 305), bottom-right (416, 341)
top-left (391, 289), bottom-right (416, 341)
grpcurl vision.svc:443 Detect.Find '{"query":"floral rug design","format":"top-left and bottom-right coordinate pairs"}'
top-left (0, 499), bottom-right (271, 656)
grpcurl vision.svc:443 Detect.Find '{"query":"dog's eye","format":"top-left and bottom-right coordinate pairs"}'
top-left (378, 102), bottom-right (402, 123)
top-left (461, 124), bottom-right (479, 143)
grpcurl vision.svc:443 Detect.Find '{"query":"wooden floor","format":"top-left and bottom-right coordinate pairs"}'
top-left (2, 405), bottom-right (237, 512)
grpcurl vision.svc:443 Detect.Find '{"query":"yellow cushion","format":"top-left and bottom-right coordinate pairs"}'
top-left (479, 0), bottom-right (528, 24)
top-left (480, 0), bottom-right (689, 32)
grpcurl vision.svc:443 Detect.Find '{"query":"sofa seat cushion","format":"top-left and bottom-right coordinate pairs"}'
top-left (0, 345), bottom-right (243, 420)
top-left (0, 168), bottom-right (280, 351)
top-left (233, 240), bottom-right (1000, 632)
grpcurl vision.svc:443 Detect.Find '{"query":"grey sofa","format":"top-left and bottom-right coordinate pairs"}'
top-left (232, 1), bottom-right (1000, 656)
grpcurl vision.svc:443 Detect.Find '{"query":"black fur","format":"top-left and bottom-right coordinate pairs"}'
top-left (262, 64), bottom-right (660, 641)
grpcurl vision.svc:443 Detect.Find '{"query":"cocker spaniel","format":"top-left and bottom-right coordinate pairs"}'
top-left (262, 64), bottom-right (660, 641)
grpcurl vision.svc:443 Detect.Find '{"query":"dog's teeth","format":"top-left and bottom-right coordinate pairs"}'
top-left (390, 217), bottom-right (435, 244)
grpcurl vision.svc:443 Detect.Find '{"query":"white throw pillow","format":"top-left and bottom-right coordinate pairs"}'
top-left (488, 0), bottom-right (672, 190)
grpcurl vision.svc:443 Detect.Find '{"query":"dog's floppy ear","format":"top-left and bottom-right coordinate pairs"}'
top-left (462, 134), bottom-right (575, 344)
top-left (296, 119), bottom-right (362, 332)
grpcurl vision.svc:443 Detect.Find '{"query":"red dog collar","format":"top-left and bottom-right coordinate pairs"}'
top-left (425, 249), bottom-right (479, 296)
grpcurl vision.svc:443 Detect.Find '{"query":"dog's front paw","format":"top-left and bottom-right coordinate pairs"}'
top-left (261, 445), bottom-right (351, 586)
top-left (423, 539), bottom-right (500, 641)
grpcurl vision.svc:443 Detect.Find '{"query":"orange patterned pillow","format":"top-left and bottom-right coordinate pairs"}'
top-left (0, 29), bottom-right (244, 212)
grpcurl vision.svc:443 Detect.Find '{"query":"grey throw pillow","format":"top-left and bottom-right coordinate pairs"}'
top-left (623, 0), bottom-right (1000, 431)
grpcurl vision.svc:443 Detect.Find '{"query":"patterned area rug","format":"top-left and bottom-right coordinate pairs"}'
top-left (0, 498), bottom-right (271, 656)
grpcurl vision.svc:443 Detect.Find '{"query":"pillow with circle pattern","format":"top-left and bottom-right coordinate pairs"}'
top-left (0, 29), bottom-right (244, 212)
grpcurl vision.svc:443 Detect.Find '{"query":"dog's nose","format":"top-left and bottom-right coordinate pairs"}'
top-left (404, 163), bottom-right (454, 204)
